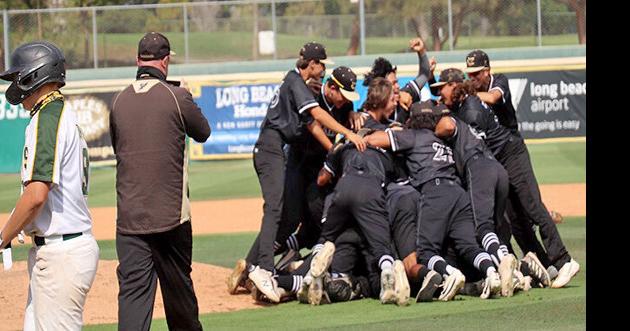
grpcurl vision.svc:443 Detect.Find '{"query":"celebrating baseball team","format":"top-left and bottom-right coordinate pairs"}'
top-left (0, 31), bottom-right (579, 330)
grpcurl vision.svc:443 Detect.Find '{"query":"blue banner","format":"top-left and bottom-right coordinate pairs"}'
top-left (194, 82), bottom-right (280, 155)
top-left (191, 76), bottom-right (433, 158)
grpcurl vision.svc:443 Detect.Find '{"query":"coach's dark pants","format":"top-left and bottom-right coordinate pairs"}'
top-left (495, 134), bottom-right (571, 269)
top-left (116, 222), bottom-right (202, 331)
top-left (246, 128), bottom-right (285, 271)
top-left (465, 154), bottom-right (510, 246)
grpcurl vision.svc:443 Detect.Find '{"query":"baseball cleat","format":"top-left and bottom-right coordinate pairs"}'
top-left (379, 268), bottom-right (397, 304)
top-left (499, 254), bottom-right (518, 297)
top-left (551, 259), bottom-right (580, 288)
top-left (308, 273), bottom-right (331, 305)
top-left (416, 270), bottom-right (443, 302)
top-left (310, 242), bottom-right (335, 278)
top-left (297, 273), bottom-right (312, 304)
top-left (227, 259), bottom-right (248, 294)
top-left (521, 252), bottom-right (551, 288)
top-left (512, 270), bottom-right (532, 292)
top-left (438, 269), bottom-right (465, 301)
top-left (480, 270), bottom-right (501, 299)
top-left (248, 266), bottom-right (280, 303)
top-left (393, 260), bottom-right (410, 306)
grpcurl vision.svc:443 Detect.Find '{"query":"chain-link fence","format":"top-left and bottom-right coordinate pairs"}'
top-left (0, 0), bottom-right (585, 71)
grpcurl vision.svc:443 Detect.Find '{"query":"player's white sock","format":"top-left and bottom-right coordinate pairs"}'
top-left (379, 255), bottom-right (394, 271)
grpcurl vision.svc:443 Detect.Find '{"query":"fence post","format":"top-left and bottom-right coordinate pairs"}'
top-left (183, 3), bottom-right (189, 63)
top-left (3, 10), bottom-right (9, 70)
top-left (536, 0), bottom-right (542, 47)
top-left (92, 7), bottom-right (98, 68)
top-left (447, 0), bottom-right (453, 51)
top-left (272, 0), bottom-right (277, 60)
top-left (359, 0), bottom-right (365, 55)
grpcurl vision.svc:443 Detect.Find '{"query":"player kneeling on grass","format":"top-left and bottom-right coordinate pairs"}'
top-left (0, 41), bottom-right (99, 330)
top-left (365, 102), bottom-right (503, 301)
top-left (314, 116), bottom-right (410, 304)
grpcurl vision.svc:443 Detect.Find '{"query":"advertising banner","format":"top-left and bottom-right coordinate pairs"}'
top-left (503, 69), bottom-right (586, 139)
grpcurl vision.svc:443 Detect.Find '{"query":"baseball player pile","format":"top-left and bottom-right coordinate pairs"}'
top-left (226, 38), bottom-right (580, 306)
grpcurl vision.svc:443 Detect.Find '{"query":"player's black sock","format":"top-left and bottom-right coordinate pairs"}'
top-left (482, 232), bottom-right (504, 267)
top-left (428, 255), bottom-right (449, 276)
top-left (474, 252), bottom-right (495, 275)
top-left (276, 275), bottom-right (303, 293)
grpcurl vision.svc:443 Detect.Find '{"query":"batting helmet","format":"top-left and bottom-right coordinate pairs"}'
top-left (0, 41), bottom-right (66, 105)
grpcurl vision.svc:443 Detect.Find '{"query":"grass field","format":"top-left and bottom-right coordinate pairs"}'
top-left (4, 215), bottom-right (585, 330)
top-left (93, 31), bottom-right (580, 66)
top-left (1, 140), bottom-right (586, 330)
top-left (0, 140), bottom-right (585, 213)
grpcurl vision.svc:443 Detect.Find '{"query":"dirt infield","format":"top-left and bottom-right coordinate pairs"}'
top-left (0, 183), bottom-right (586, 242)
top-left (0, 260), bottom-right (259, 330)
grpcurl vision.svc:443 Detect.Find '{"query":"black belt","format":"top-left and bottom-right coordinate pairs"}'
top-left (34, 232), bottom-right (83, 246)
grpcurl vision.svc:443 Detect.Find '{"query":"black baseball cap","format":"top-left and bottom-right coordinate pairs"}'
top-left (464, 49), bottom-right (490, 73)
top-left (300, 41), bottom-right (334, 65)
top-left (410, 100), bottom-right (450, 115)
top-left (430, 68), bottom-right (465, 88)
top-left (138, 32), bottom-right (176, 60)
top-left (329, 66), bottom-right (359, 101)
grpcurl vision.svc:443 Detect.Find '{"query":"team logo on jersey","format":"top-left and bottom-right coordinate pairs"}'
top-left (66, 96), bottom-right (110, 142)
top-left (269, 84), bottom-right (281, 108)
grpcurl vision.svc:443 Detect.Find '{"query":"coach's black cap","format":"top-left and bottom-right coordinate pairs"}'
top-left (464, 49), bottom-right (490, 73)
top-left (430, 68), bottom-right (465, 88)
top-left (330, 66), bottom-right (359, 101)
top-left (138, 32), bottom-right (176, 60)
top-left (300, 42), bottom-right (334, 65)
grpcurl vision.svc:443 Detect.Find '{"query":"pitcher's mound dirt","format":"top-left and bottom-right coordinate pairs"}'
top-left (0, 260), bottom-right (259, 330)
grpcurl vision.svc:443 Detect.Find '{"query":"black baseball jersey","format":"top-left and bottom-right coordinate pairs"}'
top-left (363, 116), bottom-right (409, 183)
top-left (260, 68), bottom-right (319, 143)
top-left (289, 84), bottom-right (353, 165)
top-left (488, 74), bottom-right (518, 133)
top-left (390, 52), bottom-right (431, 124)
top-left (445, 117), bottom-right (493, 178)
top-left (324, 143), bottom-right (395, 185)
top-left (451, 95), bottom-right (511, 156)
top-left (388, 128), bottom-right (459, 188)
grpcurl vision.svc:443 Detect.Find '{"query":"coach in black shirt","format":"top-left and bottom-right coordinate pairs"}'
top-left (244, 42), bottom-right (366, 303)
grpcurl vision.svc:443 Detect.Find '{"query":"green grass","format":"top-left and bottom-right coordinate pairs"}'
top-left (0, 141), bottom-right (584, 213)
top-left (95, 31), bottom-right (580, 65)
top-left (79, 216), bottom-right (585, 330)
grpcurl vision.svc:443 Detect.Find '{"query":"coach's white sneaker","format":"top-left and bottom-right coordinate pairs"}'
top-left (551, 259), bottom-right (580, 288)
top-left (438, 269), bottom-right (465, 301)
top-left (480, 270), bottom-right (501, 299)
top-left (248, 266), bottom-right (280, 303)
top-left (499, 254), bottom-right (518, 297)
top-left (227, 259), bottom-right (248, 294)
top-left (521, 252), bottom-right (551, 287)
top-left (380, 268), bottom-right (397, 304)
top-left (393, 260), bottom-right (410, 306)
top-left (416, 270), bottom-right (443, 302)
top-left (310, 242), bottom-right (335, 278)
